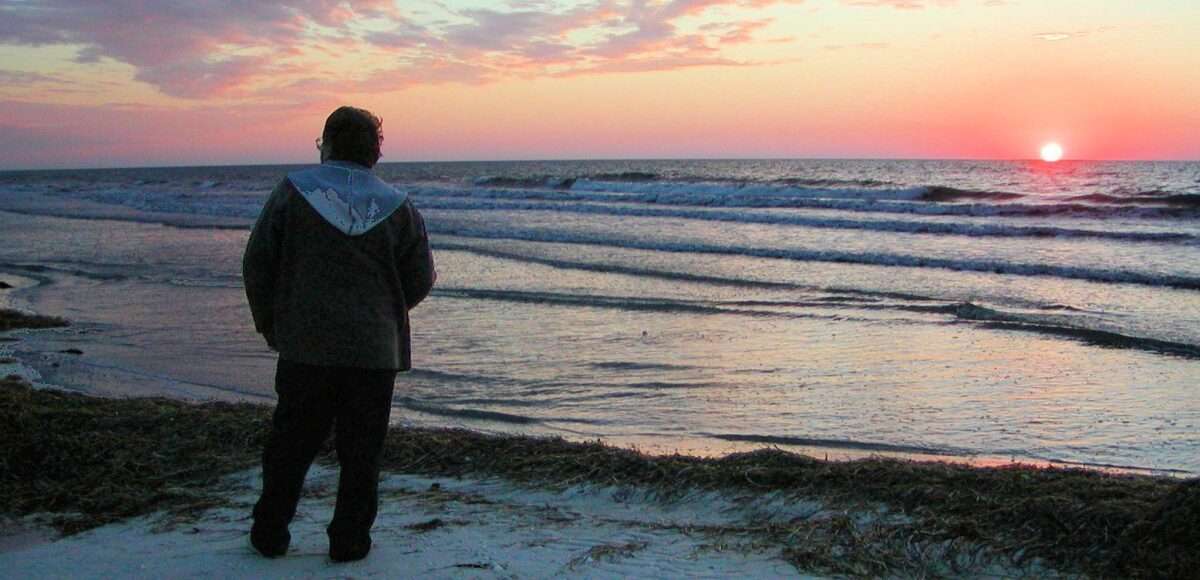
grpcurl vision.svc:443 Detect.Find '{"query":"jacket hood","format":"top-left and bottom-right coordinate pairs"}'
top-left (286, 161), bottom-right (408, 236)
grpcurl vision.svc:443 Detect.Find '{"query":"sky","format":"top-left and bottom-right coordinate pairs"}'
top-left (0, 0), bottom-right (1198, 169)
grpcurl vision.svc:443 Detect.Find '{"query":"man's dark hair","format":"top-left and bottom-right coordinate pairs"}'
top-left (321, 106), bottom-right (384, 168)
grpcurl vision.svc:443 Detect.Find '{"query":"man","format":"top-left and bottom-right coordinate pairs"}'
top-left (242, 106), bottom-right (435, 562)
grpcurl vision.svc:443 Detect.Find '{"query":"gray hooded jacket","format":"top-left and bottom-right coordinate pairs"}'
top-left (243, 161), bottom-right (435, 370)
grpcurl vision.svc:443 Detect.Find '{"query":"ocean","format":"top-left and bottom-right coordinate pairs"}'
top-left (1, 159), bottom-right (1197, 474)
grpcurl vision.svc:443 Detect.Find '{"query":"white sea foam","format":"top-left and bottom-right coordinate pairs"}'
top-left (412, 196), bottom-right (1196, 243)
top-left (571, 178), bottom-right (932, 201)
top-left (409, 183), bottom-right (1200, 219)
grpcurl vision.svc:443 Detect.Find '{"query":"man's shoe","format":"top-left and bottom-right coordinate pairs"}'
top-left (329, 537), bottom-right (372, 563)
top-left (250, 523), bottom-right (290, 558)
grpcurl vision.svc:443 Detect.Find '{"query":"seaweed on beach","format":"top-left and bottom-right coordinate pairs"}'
top-left (0, 376), bottom-right (270, 534)
top-left (1119, 478), bottom-right (1200, 578)
top-left (2, 379), bottom-right (1196, 577)
top-left (377, 428), bottom-right (1197, 578)
top-left (0, 308), bottom-right (69, 332)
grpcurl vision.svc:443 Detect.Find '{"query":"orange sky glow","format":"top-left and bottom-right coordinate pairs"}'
top-left (0, 0), bottom-right (1197, 169)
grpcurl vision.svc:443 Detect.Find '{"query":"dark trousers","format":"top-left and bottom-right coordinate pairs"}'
top-left (252, 359), bottom-right (397, 544)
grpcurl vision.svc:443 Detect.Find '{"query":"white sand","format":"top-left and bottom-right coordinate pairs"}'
top-left (0, 466), bottom-right (814, 579)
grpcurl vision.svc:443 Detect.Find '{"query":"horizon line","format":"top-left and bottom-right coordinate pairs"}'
top-left (2, 155), bottom-right (1198, 173)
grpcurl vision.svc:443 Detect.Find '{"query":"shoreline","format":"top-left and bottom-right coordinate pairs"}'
top-left (1, 373), bottom-right (1197, 577)
top-left (2, 288), bottom-right (1191, 479)
top-left (554, 431), bottom-right (1194, 479)
top-left (2, 210), bottom-right (1199, 479)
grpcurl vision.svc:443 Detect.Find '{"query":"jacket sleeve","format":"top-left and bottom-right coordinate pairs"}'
top-left (243, 180), bottom-right (290, 344)
top-left (395, 200), bottom-right (436, 310)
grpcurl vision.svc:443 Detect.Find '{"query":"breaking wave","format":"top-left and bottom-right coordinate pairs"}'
top-left (430, 284), bottom-right (1200, 359)
top-left (1067, 192), bottom-right (1200, 207)
top-left (706, 433), bottom-right (973, 456)
top-left (433, 226), bottom-right (1200, 290)
top-left (952, 303), bottom-right (1200, 359)
top-left (413, 183), bottom-right (1200, 220)
top-left (394, 396), bottom-right (602, 425)
top-left (416, 196), bottom-right (1195, 243)
top-left (473, 176), bottom-right (576, 189)
top-left (918, 185), bottom-right (1024, 202)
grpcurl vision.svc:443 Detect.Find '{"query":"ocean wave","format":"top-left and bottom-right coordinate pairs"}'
top-left (394, 397), bottom-right (545, 424)
top-left (434, 227), bottom-right (1200, 291)
top-left (413, 184), bottom-right (1200, 220)
top-left (1068, 192), bottom-right (1200, 207)
top-left (1067, 193), bottom-right (1139, 204)
top-left (1142, 193), bottom-right (1199, 207)
top-left (919, 185), bottom-right (1024, 202)
top-left (568, 178), bottom-right (931, 201)
top-left (476, 172), bottom-right (895, 189)
top-left (564, 179), bottom-right (1200, 214)
top-left (431, 283), bottom-right (1200, 358)
top-left (473, 175), bottom-right (576, 189)
top-left (394, 396), bottom-right (601, 425)
top-left (0, 193), bottom-right (256, 230)
top-left (705, 433), bottom-right (1189, 473)
top-left (434, 242), bottom-right (802, 289)
top-left (430, 287), bottom-right (806, 318)
top-left (434, 242), bottom-right (944, 305)
top-left (417, 196), bottom-right (1194, 243)
top-left (586, 171), bottom-right (660, 182)
top-left (430, 291), bottom-right (943, 348)
top-left (726, 299), bottom-right (959, 315)
top-left (953, 303), bottom-right (1200, 359)
top-left (625, 381), bottom-right (720, 390)
top-left (0, 261), bottom-right (131, 282)
top-left (771, 177), bottom-right (897, 188)
top-left (430, 288), bottom-right (937, 328)
top-left (405, 368), bottom-right (524, 388)
top-left (706, 433), bottom-right (972, 456)
top-left (588, 361), bottom-right (700, 371)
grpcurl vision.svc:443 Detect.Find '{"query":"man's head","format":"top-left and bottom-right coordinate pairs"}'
top-left (319, 106), bottom-right (383, 168)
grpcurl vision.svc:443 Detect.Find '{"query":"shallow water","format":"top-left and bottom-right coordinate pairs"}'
top-left (1, 159), bottom-right (1197, 474)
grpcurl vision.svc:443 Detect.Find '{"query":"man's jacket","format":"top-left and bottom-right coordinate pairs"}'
top-left (242, 160), bottom-right (435, 370)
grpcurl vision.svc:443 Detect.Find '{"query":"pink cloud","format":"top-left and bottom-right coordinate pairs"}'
top-left (1034, 33), bottom-right (1074, 42)
top-left (708, 20), bottom-right (775, 44)
top-left (1032, 28), bottom-right (1113, 42)
top-left (0, 2), bottom-right (999, 104)
top-left (0, 0), bottom-right (806, 100)
top-left (554, 54), bottom-right (749, 77)
top-left (0, 1), bottom-right (397, 97)
top-left (824, 42), bottom-right (890, 50)
top-left (349, 1), bottom-right (805, 92)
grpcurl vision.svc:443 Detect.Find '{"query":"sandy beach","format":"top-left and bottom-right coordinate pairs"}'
top-left (2, 466), bottom-right (803, 578)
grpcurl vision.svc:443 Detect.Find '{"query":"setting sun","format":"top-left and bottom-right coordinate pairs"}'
top-left (1041, 143), bottom-right (1064, 163)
